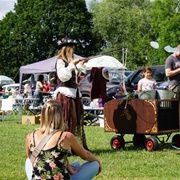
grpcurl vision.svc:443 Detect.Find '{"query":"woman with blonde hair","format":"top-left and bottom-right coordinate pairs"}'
top-left (26, 101), bottom-right (101, 180)
top-left (53, 37), bottom-right (89, 150)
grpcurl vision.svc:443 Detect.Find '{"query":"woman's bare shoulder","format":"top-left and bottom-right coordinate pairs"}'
top-left (26, 131), bottom-right (33, 138)
top-left (26, 129), bottom-right (38, 140)
top-left (26, 131), bottom-right (34, 145)
top-left (64, 131), bottom-right (75, 138)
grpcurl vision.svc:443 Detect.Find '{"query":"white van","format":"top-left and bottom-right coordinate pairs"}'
top-left (2, 83), bottom-right (20, 92)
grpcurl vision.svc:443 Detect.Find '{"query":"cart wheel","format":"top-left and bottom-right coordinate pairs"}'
top-left (110, 135), bottom-right (125, 150)
top-left (133, 134), bottom-right (146, 147)
top-left (172, 134), bottom-right (180, 148)
top-left (145, 136), bottom-right (158, 151)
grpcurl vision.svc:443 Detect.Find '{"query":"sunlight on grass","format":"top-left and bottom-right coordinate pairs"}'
top-left (0, 118), bottom-right (179, 179)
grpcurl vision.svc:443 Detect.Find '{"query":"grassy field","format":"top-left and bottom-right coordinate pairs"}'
top-left (0, 117), bottom-right (180, 180)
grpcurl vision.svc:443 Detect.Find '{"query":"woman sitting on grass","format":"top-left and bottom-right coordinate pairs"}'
top-left (26, 100), bottom-right (101, 180)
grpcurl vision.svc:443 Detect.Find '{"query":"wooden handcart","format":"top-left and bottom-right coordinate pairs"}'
top-left (104, 98), bottom-right (180, 151)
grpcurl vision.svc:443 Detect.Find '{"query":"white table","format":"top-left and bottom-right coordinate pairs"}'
top-left (83, 106), bottom-right (104, 126)
top-left (14, 97), bottom-right (40, 115)
top-left (0, 97), bottom-right (39, 120)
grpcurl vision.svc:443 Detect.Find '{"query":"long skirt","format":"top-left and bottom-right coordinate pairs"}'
top-left (56, 92), bottom-right (87, 148)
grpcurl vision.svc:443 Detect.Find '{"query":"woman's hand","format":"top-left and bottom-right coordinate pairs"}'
top-left (82, 58), bottom-right (89, 64)
top-left (70, 168), bottom-right (79, 175)
top-left (96, 160), bottom-right (102, 175)
top-left (73, 58), bottom-right (89, 65)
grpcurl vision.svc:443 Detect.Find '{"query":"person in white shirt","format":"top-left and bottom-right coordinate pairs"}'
top-left (138, 67), bottom-right (157, 91)
top-left (53, 37), bottom-right (89, 150)
top-left (24, 80), bottom-right (31, 97)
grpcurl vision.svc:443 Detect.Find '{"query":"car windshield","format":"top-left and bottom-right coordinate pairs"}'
top-left (153, 68), bottom-right (166, 81)
top-left (125, 65), bottom-right (166, 85)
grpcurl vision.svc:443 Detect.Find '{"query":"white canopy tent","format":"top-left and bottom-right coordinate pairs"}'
top-left (0, 75), bottom-right (15, 85)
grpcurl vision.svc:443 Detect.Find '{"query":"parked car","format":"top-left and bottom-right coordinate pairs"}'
top-left (2, 83), bottom-right (20, 92)
top-left (106, 65), bottom-right (168, 100)
top-left (79, 70), bottom-right (134, 105)
top-left (2, 83), bottom-right (25, 95)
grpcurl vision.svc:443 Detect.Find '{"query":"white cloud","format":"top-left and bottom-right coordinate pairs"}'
top-left (0, 0), bottom-right (17, 20)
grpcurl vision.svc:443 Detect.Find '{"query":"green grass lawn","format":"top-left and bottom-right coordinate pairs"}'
top-left (0, 117), bottom-right (180, 180)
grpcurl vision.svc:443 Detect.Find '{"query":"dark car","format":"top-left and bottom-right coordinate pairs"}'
top-left (106, 65), bottom-right (168, 100)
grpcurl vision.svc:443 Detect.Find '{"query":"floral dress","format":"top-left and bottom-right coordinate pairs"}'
top-left (31, 131), bottom-right (70, 180)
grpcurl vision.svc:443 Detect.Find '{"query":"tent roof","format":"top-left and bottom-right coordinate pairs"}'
top-left (18, 54), bottom-right (83, 93)
top-left (20, 56), bottom-right (57, 74)
top-left (20, 54), bottom-right (83, 75)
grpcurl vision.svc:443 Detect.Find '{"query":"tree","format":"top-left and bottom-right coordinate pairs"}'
top-left (0, 12), bottom-right (20, 80)
top-left (90, 0), bottom-right (180, 69)
top-left (90, 0), bottom-right (153, 70)
top-left (148, 0), bottom-right (180, 65)
top-left (0, 0), bottom-right (100, 81)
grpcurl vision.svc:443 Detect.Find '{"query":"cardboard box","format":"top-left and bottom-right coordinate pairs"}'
top-left (22, 115), bottom-right (41, 124)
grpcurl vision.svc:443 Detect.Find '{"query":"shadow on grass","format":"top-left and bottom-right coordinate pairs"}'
top-left (91, 143), bottom-right (179, 155)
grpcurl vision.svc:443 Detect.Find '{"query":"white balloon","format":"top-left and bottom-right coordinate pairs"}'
top-left (164, 45), bottom-right (177, 53)
top-left (150, 41), bottom-right (159, 49)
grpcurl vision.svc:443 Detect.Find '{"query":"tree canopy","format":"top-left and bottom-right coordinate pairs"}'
top-left (0, 0), bottom-right (100, 81)
top-left (0, 0), bottom-right (179, 80)
top-left (149, 0), bottom-right (180, 65)
top-left (90, 0), bottom-right (180, 70)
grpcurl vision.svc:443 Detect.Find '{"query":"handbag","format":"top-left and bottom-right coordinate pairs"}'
top-left (25, 130), bottom-right (59, 180)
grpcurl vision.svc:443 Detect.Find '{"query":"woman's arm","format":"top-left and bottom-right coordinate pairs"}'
top-left (26, 134), bottom-right (31, 158)
top-left (153, 80), bottom-right (157, 89)
top-left (153, 84), bottom-right (157, 89)
top-left (66, 132), bottom-right (101, 174)
top-left (76, 62), bottom-right (87, 75)
top-left (137, 80), bottom-right (142, 91)
top-left (56, 60), bottom-right (76, 82)
top-left (76, 58), bottom-right (89, 74)
top-left (66, 159), bottom-right (78, 175)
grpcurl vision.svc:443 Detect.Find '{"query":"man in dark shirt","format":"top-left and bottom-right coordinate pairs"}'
top-left (165, 44), bottom-right (180, 98)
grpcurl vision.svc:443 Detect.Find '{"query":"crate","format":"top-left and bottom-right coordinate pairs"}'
top-left (22, 115), bottom-right (40, 124)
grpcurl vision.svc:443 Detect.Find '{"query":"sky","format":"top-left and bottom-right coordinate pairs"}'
top-left (0, 0), bottom-right (92, 20)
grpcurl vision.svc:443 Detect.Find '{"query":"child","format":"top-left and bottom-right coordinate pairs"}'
top-left (138, 67), bottom-right (157, 91)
